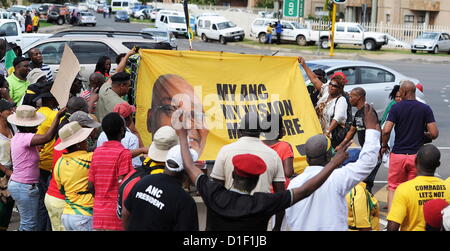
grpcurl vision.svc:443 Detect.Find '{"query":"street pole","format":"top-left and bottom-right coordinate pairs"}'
top-left (329, 2), bottom-right (336, 56)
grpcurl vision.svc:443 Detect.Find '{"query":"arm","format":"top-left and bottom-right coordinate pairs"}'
top-left (386, 221), bottom-right (400, 231)
top-left (30, 108), bottom-right (66, 147)
top-left (282, 157), bottom-right (294, 178)
top-left (87, 88), bottom-right (99, 114)
top-left (130, 147), bottom-right (148, 158)
top-left (0, 163), bottom-right (12, 177)
top-left (291, 141), bottom-right (350, 204)
top-left (298, 57), bottom-right (324, 91)
top-left (336, 126), bottom-right (356, 151)
top-left (425, 122), bottom-right (438, 140)
top-left (272, 181), bottom-right (286, 231)
top-left (177, 128), bottom-right (204, 184)
top-left (121, 206), bottom-right (130, 230)
top-left (115, 48), bottom-right (138, 73)
top-left (381, 121), bottom-right (394, 155)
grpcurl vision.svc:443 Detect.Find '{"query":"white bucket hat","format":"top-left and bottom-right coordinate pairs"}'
top-left (148, 126), bottom-right (179, 162)
top-left (54, 121), bottom-right (94, 151)
top-left (7, 105), bottom-right (46, 127)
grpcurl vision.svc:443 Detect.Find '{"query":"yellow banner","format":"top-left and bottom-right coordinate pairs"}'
top-left (135, 49), bottom-right (322, 174)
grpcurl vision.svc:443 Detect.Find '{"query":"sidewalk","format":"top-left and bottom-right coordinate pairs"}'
top-left (228, 41), bottom-right (450, 64)
top-left (39, 24), bottom-right (72, 34)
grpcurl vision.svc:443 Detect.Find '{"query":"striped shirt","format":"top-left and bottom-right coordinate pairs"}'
top-left (40, 64), bottom-right (53, 82)
top-left (89, 140), bottom-right (133, 230)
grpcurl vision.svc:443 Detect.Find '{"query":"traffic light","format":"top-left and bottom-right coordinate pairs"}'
top-left (333, 0), bottom-right (347, 4)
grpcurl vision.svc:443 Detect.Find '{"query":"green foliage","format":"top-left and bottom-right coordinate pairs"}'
top-left (1, 0), bottom-right (9, 8)
top-left (188, 0), bottom-right (217, 5)
top-left (256, 0), bottom-right (274, 8)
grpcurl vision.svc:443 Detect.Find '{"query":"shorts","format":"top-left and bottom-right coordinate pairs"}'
top-left (387, 152), bottom-right (417, 191)
top-left (33, 26), bottom-right (38, 32)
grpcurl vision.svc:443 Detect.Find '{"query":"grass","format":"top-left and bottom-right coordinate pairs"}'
top-left (38, 20), bottom-right (55, 28)
top-left (130, 18), bottom-right (154, 24)
top-left (239, 39), bottom-right (450, 57)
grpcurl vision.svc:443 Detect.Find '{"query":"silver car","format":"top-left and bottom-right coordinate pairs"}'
top-left (411, 32), bottom-right (450, 54)
top-left (141, 28), bottom-right (177, 49)
top-left (301, 60), bottom-right (426, 116)
top-left (76, 11), bottom-right (96, 26)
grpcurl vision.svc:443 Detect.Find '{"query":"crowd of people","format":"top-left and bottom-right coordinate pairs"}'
top-left (0, 37), bottom-right (449, 231)
top-left (11, 10), bottom-right (40, 33)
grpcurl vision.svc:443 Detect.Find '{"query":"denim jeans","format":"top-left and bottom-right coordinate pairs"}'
top-left (61, 214), bottom-right (93, 231)
top-left (37, 170), bottom-right (51, 231)
top-left (8, 180), bottom-right (39, 231)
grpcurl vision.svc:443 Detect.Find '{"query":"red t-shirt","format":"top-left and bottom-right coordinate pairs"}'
top-left (266, 141), bottom-right (294, 190)
top-left (89, 141), bottom-right (133, 230)
top-left (46, 138), bottom-right (66, 200)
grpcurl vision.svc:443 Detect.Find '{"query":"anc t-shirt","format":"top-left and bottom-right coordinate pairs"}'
top-left (387, 100), bottom-right (435, 154)
top-left (387, 176), bottom-right (450, 231)
top-left (36, 107), bottom-right (58, 172)
top-left (124, 173), bottom-right (199, 231)
top-left (54, 151), bottom-right (94, 216)
top-left (346, 182), bottom-right (380, 231)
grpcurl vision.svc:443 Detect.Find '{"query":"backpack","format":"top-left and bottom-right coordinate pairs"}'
top-left (330, 92), bottom-right (353, 148)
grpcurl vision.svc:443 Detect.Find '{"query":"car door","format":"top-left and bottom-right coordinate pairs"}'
top-left (357, 66), bottom-right (396, 115)
top-left (334, 24), bottom-right (346, 43)
top-left (0, 21), bottom-right (20, 46)
top-left (210, 23), bottom-right (219, 40)
top-left (69, 41), bottom-right (118, 85)
top-left (346, 25), bottom-right (363, 44)
top-left (281, 21), bottom-right (294, 41)
top-left (442, 33), bottom-right (450, 51)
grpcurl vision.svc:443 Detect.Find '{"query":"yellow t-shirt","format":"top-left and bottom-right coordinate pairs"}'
top-left (142, 157), bottom-right (164, 175)
top-left (36, 107), bottom-right (58, 172)
top-left (54, 151), bottom-right (94, 216)
top-left (346, 182), bottom-right (380, 231)
top-left (267, 26), bottom-right (273, 34)
top-left (387, 176), bottom-right (450, 231)
top-left (32, 15), bottom-right (39, 26)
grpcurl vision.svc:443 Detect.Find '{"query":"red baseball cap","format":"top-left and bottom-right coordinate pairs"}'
top-left (423, 199), bottom-right (449, 229)
top-left (232, 154), bottom-right (267, 178)
top-left (113, 102), bottom-right (136, 118)
top-left (330, 72), bottom-right (348, 84)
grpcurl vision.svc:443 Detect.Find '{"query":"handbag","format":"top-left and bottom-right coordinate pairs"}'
top-left (330, 95), bottom-right (352, 148)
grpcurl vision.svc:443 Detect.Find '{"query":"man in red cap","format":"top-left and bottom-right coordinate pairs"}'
top-left (97, 104), bottom-right (147, 167)
top-left (175, 113), bottom-right (352, 231)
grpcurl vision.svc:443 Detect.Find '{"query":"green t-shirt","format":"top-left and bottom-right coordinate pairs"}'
top-left (7, 73), bottom-right (30, 104)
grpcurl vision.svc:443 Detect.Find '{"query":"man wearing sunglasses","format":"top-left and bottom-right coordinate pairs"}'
top-left (96, 72), bottom-right (131, 122)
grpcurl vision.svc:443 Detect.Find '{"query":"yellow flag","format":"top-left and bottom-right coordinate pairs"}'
top-left (135, 50), bottom-right (322, 174)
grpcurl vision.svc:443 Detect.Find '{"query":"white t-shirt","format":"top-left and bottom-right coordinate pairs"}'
top-left (316, 84), bottom-right (348, 130)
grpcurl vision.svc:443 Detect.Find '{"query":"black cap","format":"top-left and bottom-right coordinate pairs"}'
top-left (13, 57), bottom-right (29, 67)
top-left (0, 99), bottom-right (15, 112)
top-left (32, 92), bottom-right (55, 102)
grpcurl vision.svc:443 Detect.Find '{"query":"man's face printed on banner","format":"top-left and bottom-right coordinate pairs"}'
top-left (147, 74), bottom-right (209, 156)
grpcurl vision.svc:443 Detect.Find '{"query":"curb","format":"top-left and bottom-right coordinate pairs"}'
top-left (227, 40), bottom-right (450, 64)
top-left (39, 24), bottom-right (72, 34)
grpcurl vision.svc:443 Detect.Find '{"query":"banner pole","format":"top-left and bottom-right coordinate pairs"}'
top-left (183, 0), bottom-right (193, 50)
top-left (330, 2), bottom-right (336, 56)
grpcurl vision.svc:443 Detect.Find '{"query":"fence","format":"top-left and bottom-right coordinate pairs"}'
top-left (150, 3), bottom-right (450, 48)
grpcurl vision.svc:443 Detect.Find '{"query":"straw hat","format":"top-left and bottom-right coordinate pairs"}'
top-left (7, 105), bottom-right (45, 127)
top-left (54, 121), bottom-right (94, 151)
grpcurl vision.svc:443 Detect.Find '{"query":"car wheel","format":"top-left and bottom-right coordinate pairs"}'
top-left (320, 38), bottom-right (329, 49)
top-left (139, 15), bottom-right (144, 20)
top-left (220, 36), bottom-right (227, 45)
top-left (433, 46), bottom-right (439, 54)
top-left (411, 49), bottom-right (417, 53)
top-left (448, 49), bottom-right (450, 55)
top-left (364, 39), bottom-right (376, 51)
top-left (201, 33), bottom-right (208, 42)
top-left (57, 17), bottom-right (64, 25)
top-left (296, 35), bottom-right (307, 46)
top-left (258, 33), bottom-right (266, 44)
top-left (92, 23), bottom-right (96, 27)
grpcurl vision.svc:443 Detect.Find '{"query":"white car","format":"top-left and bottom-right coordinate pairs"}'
top-left (301, 59), bottom-right (426, 116)
top-left (250, 18), bottom-right (314, 46)
top-left (411, 32), bottom-right (450, 54)
top-left (77, 3), bottom-right (89, 12)
top-left (197, 15), bottom-right (244, 44)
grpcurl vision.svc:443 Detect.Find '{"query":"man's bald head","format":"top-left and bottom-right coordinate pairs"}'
top-left (89, 72), bottom-right (105, 89)
top-left (351, 87), bottom-right (366, 98)
top-left (400, 80), bottom-right (416, 95)
top-left (416, 144), bottom-right (441, 173)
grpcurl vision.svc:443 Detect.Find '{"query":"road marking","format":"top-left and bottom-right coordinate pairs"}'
top-left (442, 95), bottom-right (447, 98)
top-left (444, 99), bottom-right (449, 103)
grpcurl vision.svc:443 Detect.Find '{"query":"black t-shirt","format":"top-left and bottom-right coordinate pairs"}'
top-left (124, 173), bottom-right (199, 231)
top-left (196, 174), bottom-right (292, 231)
top-left (352, 108), bottom-right (366, 146)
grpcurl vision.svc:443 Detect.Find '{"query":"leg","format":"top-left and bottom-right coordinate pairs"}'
top-left (37, 170), bottom-right (51, 231)
top-left (44, 194), bottom-right (66, 231)
top-left (8, 181), bottom-right (39, 231)
top-left (387, 153), bottom-right (408, 213)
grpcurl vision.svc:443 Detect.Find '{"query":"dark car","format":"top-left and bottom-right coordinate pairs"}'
top-left (47, 4), bottom-right (70, 25)
top-left (115, 10), bottom-right (129, 22)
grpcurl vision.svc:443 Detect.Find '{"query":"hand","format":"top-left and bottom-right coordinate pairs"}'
top-left (363, 104), bottom-right (379, 131)
top-left (324, 130), bottom-right (331, 139)
top-left (330, 140), bottom-right (352, 167)
top-left (89, 89), bottom-right (99, 103)
top-left (172, 108), bottom-right (188, 137)
top-left (380, 146), bottom-right (389, 156)
top-left (5, 169), bottom-right (12, 177)
top-left (297, 56), bottom-right (306, 66)
top-left (56, 107), bottom-right (67, 119)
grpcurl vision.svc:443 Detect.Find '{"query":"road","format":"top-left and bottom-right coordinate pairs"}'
top-left (8, 13), bottom-right (449, 231)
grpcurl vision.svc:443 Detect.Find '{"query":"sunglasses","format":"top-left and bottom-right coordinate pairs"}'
top-left (329, 83), bottom-right (340, 88)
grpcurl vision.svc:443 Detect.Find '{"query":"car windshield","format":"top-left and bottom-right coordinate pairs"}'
top-left (168, 16), bottom-right (185, 24)
top-left (357, 24), bottom-right (367, 32)
top-left (418, 32), bottom-right (438, 40)
top-left (217, 21), bottom-right (236, 30)
top-left (146, 31), bottom-right (168, 37)
top-left (290, 22), bottom-right (304, 29)
top-left (301, 63), bottom-right (330, 81)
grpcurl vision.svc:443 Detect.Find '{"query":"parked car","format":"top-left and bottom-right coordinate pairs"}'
top-left (75, 11), bottom-right (96, 26)
top-left (47, 4), bottom-right (70, 25)
top-left (197, 15), bottom-right (244, 44)
top-left (7, 5), bottom-right (32, 14)
top-left (22, 30), bottom-right (174, 85)
top-left (149, 8), bottom-right (163, 21)
top-left (115, 10), bottom-right (130, 22)
top-left (141, 27), bottom-right (177, 49)
top-left (96, 5), bottom-right (104, 13)
top-left (411, 32), bottom-right (450, 54)
top-left (38, 4), bottom-right (51, 17)
top-left (0, 19), bottom-right (51, 48)
top-left (311, 22), bottom-right (389, 50)
top-left (133, 8), bottom-right (151, 20)
top-left (77, 3), bottom-right (89, 12)
top-left (155, 10), bottom-right (188, 38)
top-left (301, 59), bottom-right (425, 116)
top-left (250, 18), bottom-right (314, 46)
